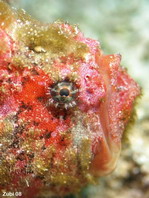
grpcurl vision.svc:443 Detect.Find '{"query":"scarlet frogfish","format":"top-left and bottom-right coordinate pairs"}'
top-left (0, 1), bottom-right (141, 197)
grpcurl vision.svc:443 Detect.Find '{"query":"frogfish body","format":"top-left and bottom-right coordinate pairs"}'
top-left (0, 1), bottom-right (141, 197)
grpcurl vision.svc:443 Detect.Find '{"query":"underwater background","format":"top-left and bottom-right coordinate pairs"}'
top-left (7, 0), bottom-right (149, 197)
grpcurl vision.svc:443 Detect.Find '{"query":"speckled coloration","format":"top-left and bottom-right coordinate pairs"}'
top-left (0, 1), bottom-right (141, 197)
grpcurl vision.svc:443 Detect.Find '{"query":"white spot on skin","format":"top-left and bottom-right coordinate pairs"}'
top-left (25, 179), bottom-right (30, 187)
top-left (34, 46), bottom-right (47, 53)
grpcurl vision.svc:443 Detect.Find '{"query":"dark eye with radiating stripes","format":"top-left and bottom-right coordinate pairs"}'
top-left (48, 80), bottom-right (78, 109)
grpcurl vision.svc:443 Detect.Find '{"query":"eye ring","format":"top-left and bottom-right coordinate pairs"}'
top-left (49, 80), bottom-right (78, 109)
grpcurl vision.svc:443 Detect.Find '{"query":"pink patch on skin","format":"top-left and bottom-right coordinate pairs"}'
top-left (0, 96), bottom-right (19, 119)
top-left (77, 64), bottom-right (106, 111)
top-left (0, 29), bottom-right (14, 64)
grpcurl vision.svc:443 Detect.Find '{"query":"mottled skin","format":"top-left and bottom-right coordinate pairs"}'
top-left (0, 1), bottom-right (140, 197)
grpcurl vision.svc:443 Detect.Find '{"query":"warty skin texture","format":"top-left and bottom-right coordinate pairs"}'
top-left (0, 1), bottom-right (141, 197)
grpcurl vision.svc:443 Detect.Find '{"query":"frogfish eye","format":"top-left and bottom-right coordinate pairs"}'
top-left (59, 88), bottom-right (70, 97)
top-left (49, 81), bottom-right (78, 109)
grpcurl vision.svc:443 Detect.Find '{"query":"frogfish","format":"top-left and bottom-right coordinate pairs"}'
top-left (0, 1), bottom-right (141, 197)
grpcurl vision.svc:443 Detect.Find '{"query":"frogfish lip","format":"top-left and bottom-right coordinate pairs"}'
top-left (90, 137), bottom-right (121, 176)
top-left (88, 53), bottom-right (140, 177)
